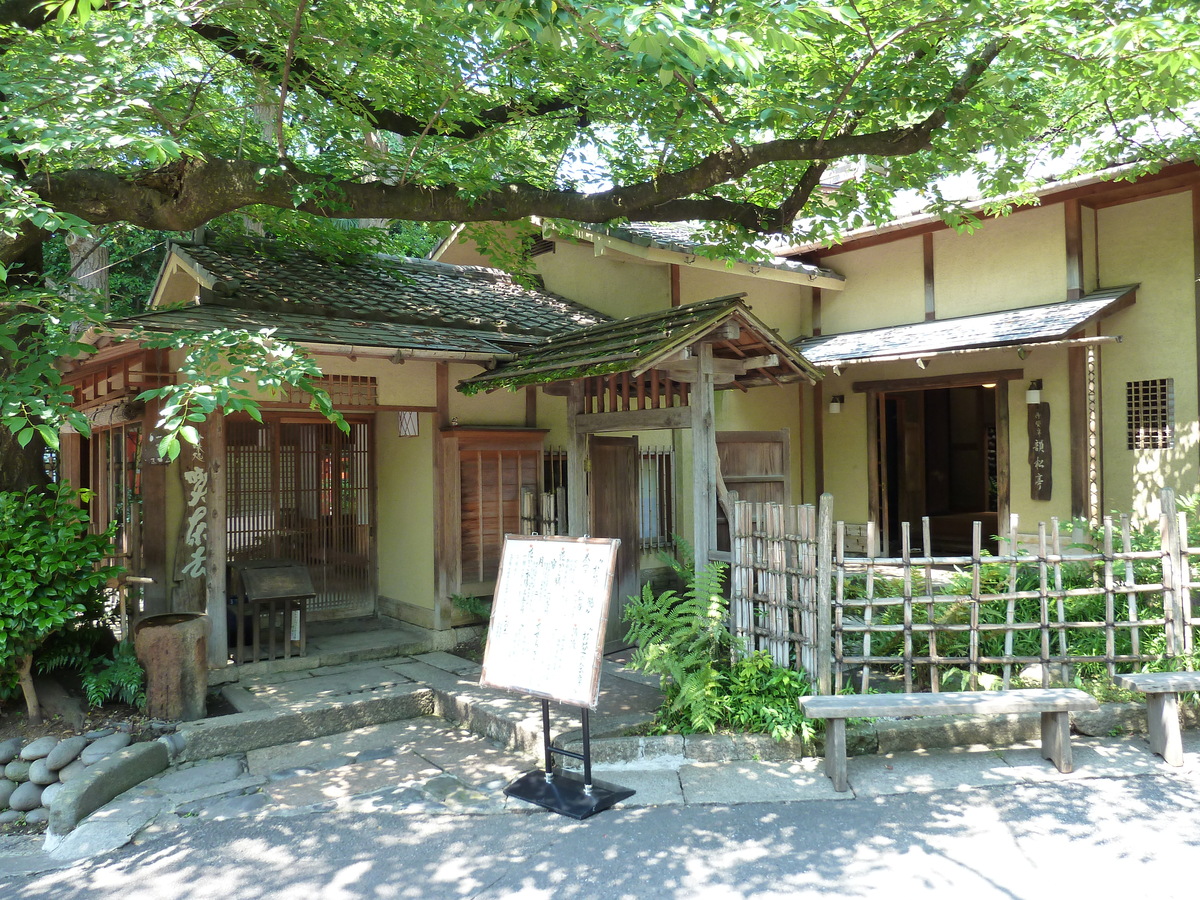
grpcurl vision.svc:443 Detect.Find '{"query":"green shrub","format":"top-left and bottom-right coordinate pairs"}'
top-left (623, 545), bottom-right (816, 741)
top-left (0, 484), bottom-right (121, 723)
top-left (722, 651), bottom-right (815, 743)
top-left (623, 553), bottom-right (733, 734)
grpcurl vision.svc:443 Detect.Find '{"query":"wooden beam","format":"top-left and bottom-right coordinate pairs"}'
top-left (670, 263), bottom-right (681, 307)
top-left (567, 381), bottom-right (589, 536)
top-left (433, 362), bottom-right (456, 629)
top-left (660, 355), bottom-right (777, 381)
top-left (995, 380), bottom-right (1011, 528)
top-left (575, 405), bottom-right (693, 434)
top-left (865, 390), bottom-right (879, 543)
top-left (812, 162), bottom-right (1200, 258)
top-left (1194, 188), bottom-right (1200, 487)
top-left (524, 386), bottom-right (537, 427)
top-left (1065, 198), bottom-right (1084, 300)
top-left (852, 368), bottom-right (1024, 394)
top-left (1068, 345), bottom-right (1087, 520)
top-left (814, 381), bottom-right (825, 497)
top-left (691, 344), bottom-right (718, 567)
top-left (923, 233), bottom-right (936, 321)
top-left (436, 363), bottom-right (450, 429)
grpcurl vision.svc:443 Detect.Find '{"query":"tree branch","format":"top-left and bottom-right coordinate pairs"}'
top-left (186, 19), bottom-right (582, 140)
top-left (1, 33), bottom-right (1007, 265)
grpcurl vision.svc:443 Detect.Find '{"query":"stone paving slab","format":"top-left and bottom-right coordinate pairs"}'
top-left (262, 752), bottom-right (442, 810)
top-left (411, 651), bottom-right (483, 678)
top-left (247, 666), bottom-right (413, 705)
top-left (402, 729), bottom-right (533, 792)
top-left (995, 736), bottom-right (1185, 784)
top-left (679, 759), bottom-right (848, 805)
top-left (595, 768), bottom-right (685, 807)
top-left (847, 745), bottom-right (1025, 797)
top-left (245, 717), bottom-right (466, 776)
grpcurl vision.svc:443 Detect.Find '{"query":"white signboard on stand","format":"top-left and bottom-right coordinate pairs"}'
top-left (479, 535), bottom-right (620, 709)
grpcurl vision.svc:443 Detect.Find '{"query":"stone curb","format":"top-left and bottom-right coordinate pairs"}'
top-left (174, 684), bottom-right (436, 762)
top-left (552, 700), bottom-right (1200, 768)
top-left (47, 742), bottom-right (169, 836)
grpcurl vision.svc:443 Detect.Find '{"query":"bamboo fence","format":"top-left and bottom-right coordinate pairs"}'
top-left (728, 490), bottom-right (1198, 696)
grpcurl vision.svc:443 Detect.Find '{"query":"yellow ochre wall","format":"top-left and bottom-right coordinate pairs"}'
top-left (815, 186), bottom-right (1200, 532)
top-left (376, 413), bottom-right (436, 618)
top-left (814, 204), bottom-right (1075, 529)
top-left (1096, 191), bottom-right (1199, 520)
top-left (933, 205), bottom-right (1067, 317)
top-left (819, 237), bottom-right (923, 334)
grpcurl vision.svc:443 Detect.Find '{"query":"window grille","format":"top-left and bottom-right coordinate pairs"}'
top-left (542, 449), bottom-right (570, 535)
top-left (639, 446), bottom-right (675, 550)
top-left (287, 374), bottom-right (377, 406)
top-left (539, 446), bottom-right (675, 548)
top-left (1126, 379), bottom-right (1174, 449)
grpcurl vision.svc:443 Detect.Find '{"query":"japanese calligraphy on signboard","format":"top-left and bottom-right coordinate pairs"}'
top-left (1028, 402), bottom-right (1052, 501)
top-left (480, 535), bottom-right (620, 709)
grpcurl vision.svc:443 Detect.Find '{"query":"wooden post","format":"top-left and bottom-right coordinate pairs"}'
top-left (690, 344), bottom-right (717, 567)
top-left (816, 491), bottom-right (834, 695)
top-left (204, 414), bottom-right (228, 669)
top-left (433, 363), bottom-right (453, 629)
top-left (1161, 487), bottom-right (1182, 657)
top-left (567, 381), bottom-right (588, 537)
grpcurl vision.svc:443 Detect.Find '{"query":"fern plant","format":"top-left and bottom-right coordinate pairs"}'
top-left (622, 548), bottom-right (738, 734)
top-left (82, 642), bottom-right (146, 709)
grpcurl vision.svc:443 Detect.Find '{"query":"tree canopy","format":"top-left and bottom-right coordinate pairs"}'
top-left (0, 0), bottom-right (1198, 481)
top-left (3, 0), bottom-right (1199, 273)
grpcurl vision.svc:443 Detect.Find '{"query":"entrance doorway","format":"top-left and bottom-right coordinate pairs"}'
top-left (877, 384), bottom-right (1001, 556)
top-left (589, 435), bottom-right (639, 652)
top-left (226, 417), bottom-right (376, 620)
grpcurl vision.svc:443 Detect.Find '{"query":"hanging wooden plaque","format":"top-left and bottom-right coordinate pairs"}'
top-left (1028, 401), bottom-right (1052, 501)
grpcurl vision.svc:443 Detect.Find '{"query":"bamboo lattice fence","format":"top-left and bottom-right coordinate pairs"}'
top-left (728, 490), bottom-right (1199, 696)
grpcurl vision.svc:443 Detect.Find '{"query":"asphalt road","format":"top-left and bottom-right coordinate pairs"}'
top-left (4, 772), bottom-right (1199, 899)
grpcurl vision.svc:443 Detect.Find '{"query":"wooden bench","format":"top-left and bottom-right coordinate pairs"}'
top-left (1112, 672), bottom-right (1200, 766)
top-left (800, 688), bottom-right (1099, 792)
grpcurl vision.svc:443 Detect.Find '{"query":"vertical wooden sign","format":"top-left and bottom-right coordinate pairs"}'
top-left (1028, 402), bottom-right (1052, 501)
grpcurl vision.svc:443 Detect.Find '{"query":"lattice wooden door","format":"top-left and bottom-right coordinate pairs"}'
top-left (227, 417), bottom-right (375, 620)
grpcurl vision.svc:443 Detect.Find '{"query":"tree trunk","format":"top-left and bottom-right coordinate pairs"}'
top-left (64, 231), bottom-right (110, 310)
top-left (0, 238), bottom-right (52, 494)
top-left (17, 653), bottom-right (41, 725)
top-left (0, 425), bottom-right (51, 493)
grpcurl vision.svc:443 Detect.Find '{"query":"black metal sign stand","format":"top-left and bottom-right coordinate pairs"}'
top-left (503, 699), bottom-right (635, 819)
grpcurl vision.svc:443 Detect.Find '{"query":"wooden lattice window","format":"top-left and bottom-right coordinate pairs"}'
top-left (287, 375), bottom-right (377, 406)
top-left (639, 446), bottom-right (675, 550)
top-left (1127, 378), bottom-right (1174, 449)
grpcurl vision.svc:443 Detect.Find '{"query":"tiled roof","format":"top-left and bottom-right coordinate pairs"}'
top-left (795, 285), bottom-right (1137, 366)
top-left (580, 222), bottom-right (843, 281)
top-left (172, 239), bottom-right (607, 339)
top-left (460, 295), bottom-right (820, 394)
top-left (115, 303), bottom-right (521, 355)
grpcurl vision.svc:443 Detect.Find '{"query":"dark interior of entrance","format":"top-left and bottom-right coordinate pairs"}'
top-left (882, 386), bottom-right (998, 556)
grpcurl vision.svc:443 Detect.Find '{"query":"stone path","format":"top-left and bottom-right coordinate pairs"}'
top-left (4, 643), bottom-right (1200, 878)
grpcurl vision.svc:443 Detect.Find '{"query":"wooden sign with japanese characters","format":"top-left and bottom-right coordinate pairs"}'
top-left (480, 535), bottom-right (620, 709)
top-left (1028, 402), bottom-right (1052, 501)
